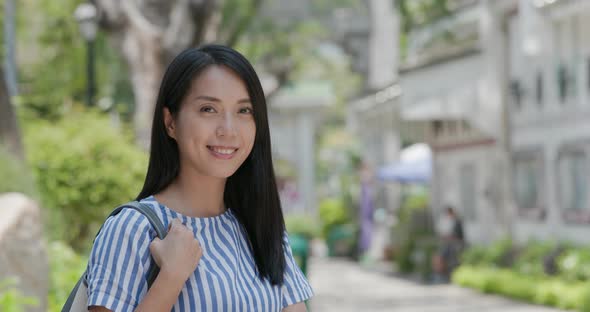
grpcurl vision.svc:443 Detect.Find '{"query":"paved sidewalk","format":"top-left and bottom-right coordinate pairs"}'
top-left (307, 257), bottom-right (568, 312)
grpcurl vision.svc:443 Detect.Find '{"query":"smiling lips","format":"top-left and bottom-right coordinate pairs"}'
top-left (207, 145), bottom-right (238, 159)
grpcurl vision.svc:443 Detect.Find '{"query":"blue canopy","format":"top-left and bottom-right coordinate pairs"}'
top-left (377, 143), bottom-right (432, 184)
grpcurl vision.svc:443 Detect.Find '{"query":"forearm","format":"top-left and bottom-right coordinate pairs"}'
top-left (134, 268), bottom-right (186, 312)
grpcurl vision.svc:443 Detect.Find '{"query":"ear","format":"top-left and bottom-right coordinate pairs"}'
top-left (163, 107), bottom-right (177, 139)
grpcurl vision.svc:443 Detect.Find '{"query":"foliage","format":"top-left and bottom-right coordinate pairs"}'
top-left (47, 241), bottom-right (88, 312)
top-left (17, 0), bottom-right (133, 121)
top-left (23, 112), bottom-right (147, 249)
top-left (318, 198), bottom-right (351, 239)
top-left (453, 265), bottom-right (590, 311)
top-left (398, 189), bottom-right (430, 222)
top-left (557, 247), bottom-right (590, 282)
top-left (460, 238), bottom-right (513, 267)
top-left (397, 0), bottom-right (450, 33)
top-left (0, 146), bottom-right (36, 197)
top-left (513, 240), bottom-right (561, 277)
top-left (392, 191), bottom-right (435, 275)
top-left (0, 278), bottom-right (39, 312)
top-left (455, 239), bottom-right (590, 310)
top-left (461, 239), bottom-right (564, 276)
top-left (285, 214), bottom-right (321, 239)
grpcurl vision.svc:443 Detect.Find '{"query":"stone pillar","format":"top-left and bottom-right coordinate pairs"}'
top-left (368, 0), bottom-right (399, 90)
top-left (479, 0), bottom-right (514, 237)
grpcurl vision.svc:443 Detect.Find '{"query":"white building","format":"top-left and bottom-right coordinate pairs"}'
top-left (399, 0), bottom-right (511, 244)
top-left (397, 0), bottom-right (590, 245)
top-left (509, 0), bottom-right (590, 244)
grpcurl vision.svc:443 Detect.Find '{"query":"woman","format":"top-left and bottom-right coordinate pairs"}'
top-left (87, 45), bottom-right (313, 312)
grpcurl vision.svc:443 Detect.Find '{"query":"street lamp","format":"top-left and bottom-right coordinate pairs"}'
top-left (74, 2), bottom-right (98, 107)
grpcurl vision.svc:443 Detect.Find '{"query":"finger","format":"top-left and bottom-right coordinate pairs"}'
top-left (149, 238), bottom-right (161, 250)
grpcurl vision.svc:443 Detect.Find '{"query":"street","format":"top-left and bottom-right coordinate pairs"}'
top-left (307, 257), bottom-right (567, 312)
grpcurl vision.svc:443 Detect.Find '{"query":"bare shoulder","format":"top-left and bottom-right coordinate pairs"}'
top-left (89, 306), bottom-right (112, 312)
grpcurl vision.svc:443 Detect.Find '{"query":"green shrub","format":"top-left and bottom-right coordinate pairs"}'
top-left (558, 248), bottom-right (590, 282)
top-left (513, 240), bottom-right (558, 277)
top-left (453, 265), bottom-right (590, 311)
top-left (0, 146), bottom-right (37, 197)
top-left (24, 112), bottom-right (148, 249)
top-left (461, 238), bottom-right (513, 268)
top-left (0, 278), bottom-right (39, 312)
top-left (392, 191), bottom-right (434, 275)
top-left (47, 241), bottom-right (88, 312)
top-left (318, 198), bottom-right (350, 239)
top-left (285, 214), bottom-right (320, 239)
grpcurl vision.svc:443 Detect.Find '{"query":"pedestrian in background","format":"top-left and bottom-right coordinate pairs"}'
top-left (432, 205), bottom-right (465, 282)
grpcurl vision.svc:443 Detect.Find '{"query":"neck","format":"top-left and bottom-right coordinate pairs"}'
top-left (155, 168), bottom-right (227, 218)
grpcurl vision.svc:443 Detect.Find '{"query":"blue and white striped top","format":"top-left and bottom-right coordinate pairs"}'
top-left (86, 196), bottom-right (313, 312)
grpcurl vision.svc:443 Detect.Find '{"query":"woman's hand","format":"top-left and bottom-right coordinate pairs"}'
top-left (149, 218), bottom-right (202, 282)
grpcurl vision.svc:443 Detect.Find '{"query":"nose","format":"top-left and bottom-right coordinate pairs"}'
top-left (216, 113), bottom-right (237, 137)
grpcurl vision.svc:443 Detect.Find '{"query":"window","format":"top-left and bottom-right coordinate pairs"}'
top-left (558, 150), bottom-right (589, 211)
top-left (461, 120), bottom-right (471, 135)
top-left (447, 121), bottom-right (457, 136)
top-left (510, 80), bottom-right (523, 109)
top-left (433, 120), bottom-right (443, 137)
top-left (558, 64), bottom-right (568, 103)
top-left (536, 72), bottom-right (543, 106)
top-left (460, 164), bottom-right (477, 221)
top-left (513, 156), bottom-right (541, 210)
top-left (557, 63), bottom-right (575, 103)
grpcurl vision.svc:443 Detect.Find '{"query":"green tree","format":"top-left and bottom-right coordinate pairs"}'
top-left (18, 0), bottom-right (131, 121)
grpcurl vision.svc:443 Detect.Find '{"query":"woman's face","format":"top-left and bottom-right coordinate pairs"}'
top-left (164, 65), bottom-right (256, 179)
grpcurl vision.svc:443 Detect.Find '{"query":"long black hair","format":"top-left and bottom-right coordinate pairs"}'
top-left (137, 45), bottom-right (286, 285)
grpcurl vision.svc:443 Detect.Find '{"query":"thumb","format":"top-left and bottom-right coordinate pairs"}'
top-left (150, 237), bottom-right (162, 251)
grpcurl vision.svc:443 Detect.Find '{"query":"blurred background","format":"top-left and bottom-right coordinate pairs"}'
top-left (2, 0), bottom-right (590, 311)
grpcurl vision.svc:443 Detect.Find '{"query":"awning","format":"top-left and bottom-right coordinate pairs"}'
top-left (377, 143), bottom-right (432, 184)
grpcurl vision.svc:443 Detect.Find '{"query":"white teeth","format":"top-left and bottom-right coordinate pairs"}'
top-left (211, 147), bottom-right (236, 155)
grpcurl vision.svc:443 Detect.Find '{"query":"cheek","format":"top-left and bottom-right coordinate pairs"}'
top-left (244, 124), bottom-right (256, 151)
top-left (176, 118), bottom-right (208, 147)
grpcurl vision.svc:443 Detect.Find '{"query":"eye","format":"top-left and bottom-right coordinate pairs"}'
top-left (239, 107), bottom-right (253, 114)
top-left (200, 106), bottom-right (216, 113)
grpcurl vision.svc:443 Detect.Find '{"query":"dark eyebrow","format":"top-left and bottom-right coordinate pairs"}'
top-left (194, 95), bottom-right (251, 104)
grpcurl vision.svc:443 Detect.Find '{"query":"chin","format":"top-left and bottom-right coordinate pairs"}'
top-left (209, 168), bottom-right (240, 179)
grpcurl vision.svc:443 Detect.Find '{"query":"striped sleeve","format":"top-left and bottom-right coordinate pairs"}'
top-left (281, 232), bottom-right (314, 308)
top-left (86, 208), bottom-right (154, 312)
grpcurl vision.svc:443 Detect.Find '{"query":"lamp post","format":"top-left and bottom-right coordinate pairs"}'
top-left (74, 2), bottom-right (98, 107)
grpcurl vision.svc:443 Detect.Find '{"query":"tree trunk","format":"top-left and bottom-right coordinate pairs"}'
top-left (96, 0), bottom-right (223, 148)
top-left (0, 68), bottom-right (23, 159)
top-left (121, 29), bottom-right (164, 148)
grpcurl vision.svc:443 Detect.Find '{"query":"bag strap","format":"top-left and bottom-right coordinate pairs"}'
top-left (84, 201), bottom-right (167, 288)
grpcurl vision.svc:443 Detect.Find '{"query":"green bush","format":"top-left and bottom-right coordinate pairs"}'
top-left (0, 146), bottom-right (37, 197)
top-left (47, 241), bottom-right (88, 312)
top-left (285, 214), bottom-right (320, 239)
top-left (24, 112), bottom-right (148, 249)
top-left (455, 238), bottom-right (590, 311)
top-left (461, 238), bottom-right (513, 267)
top-left (392, 191), bottom-right (434, 276)
top-left (0, 278), bottom-right (39, 312)
top-left (318, 198), bottom-right (350, 239)
top-left (453, 265), bottom-right (590, 311)
top-left (513, 240), bottom-right (558, 277)
top-left (557, 248), bottom-right (590, 282)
